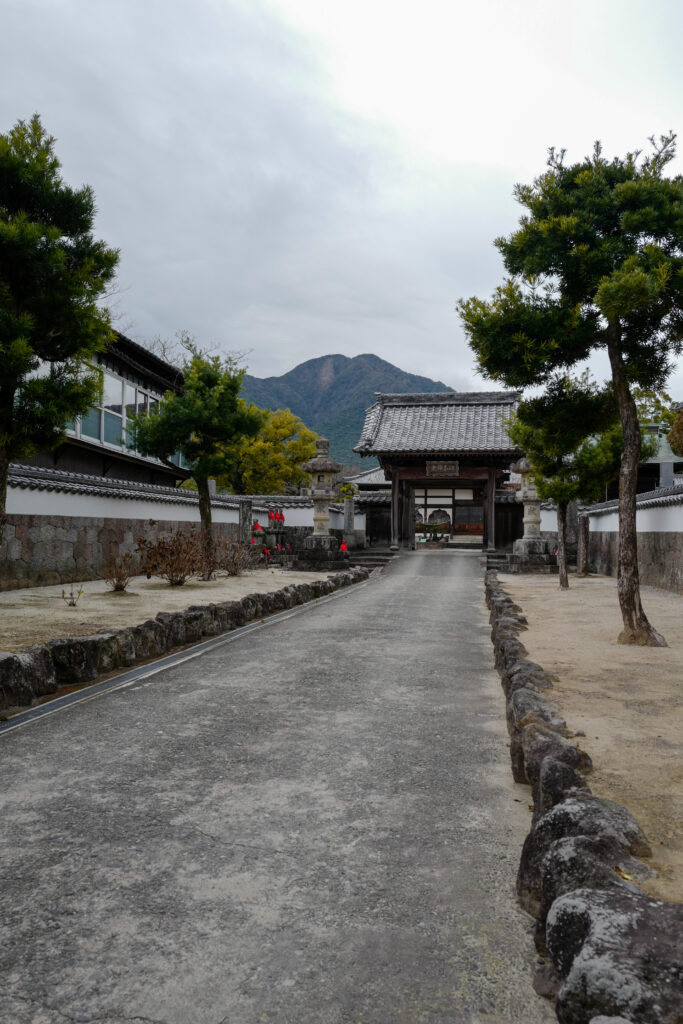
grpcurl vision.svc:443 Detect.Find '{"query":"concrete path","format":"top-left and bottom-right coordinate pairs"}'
top-left (0, 551), bottom-right (554, 1024)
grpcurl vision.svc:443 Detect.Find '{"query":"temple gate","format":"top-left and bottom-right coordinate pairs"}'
top-left (354, 392), bottom-right (523, 550)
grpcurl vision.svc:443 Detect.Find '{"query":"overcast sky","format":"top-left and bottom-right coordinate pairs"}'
top-left (3, 0), bottom-right (683, 395)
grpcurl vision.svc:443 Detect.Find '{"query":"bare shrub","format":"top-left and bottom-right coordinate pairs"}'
top-left (103, 551), bottom-right (139, 591)
top-left (61, 582), bottom-right (84, 606)
top-left (135, 528), bottom-right (203, 586)
top-left (213, 537), bottom-right (252, 577)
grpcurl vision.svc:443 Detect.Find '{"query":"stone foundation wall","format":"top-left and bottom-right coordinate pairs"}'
top-left (589, 530), bottom-right (683, 593)
top-left (0, 515), bottom-right (242, 591)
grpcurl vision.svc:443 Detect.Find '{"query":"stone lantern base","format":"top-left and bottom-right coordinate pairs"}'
top-left (303, 533), bottom-right (338, 551)
top-left (293, 533), bottom-right (349, 572)
top-left (507, 536), bottom-right (558, 573)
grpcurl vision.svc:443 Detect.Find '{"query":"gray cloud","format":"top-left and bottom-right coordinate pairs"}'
top-left (2, 0), bottom-right (682, 398)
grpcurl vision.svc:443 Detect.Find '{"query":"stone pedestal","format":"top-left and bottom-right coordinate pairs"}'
top-left (303, 533), bottom-right (338, 552)
top-left (511, 536), bottom-right (554, 564)
top-left (294, 535), bottom-right (349, 572)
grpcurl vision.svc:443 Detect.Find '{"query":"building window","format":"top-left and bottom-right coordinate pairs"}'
top-left (80, 406), bottom-right (102, 441)
top-left (67, 368), bottom-right (166, 464)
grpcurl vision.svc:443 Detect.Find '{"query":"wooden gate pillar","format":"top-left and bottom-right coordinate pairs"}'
top-left (486, 468), bottom-right (496, 552)
top-left (400, 481), bottom-right (414, 548)
top-left (390, 471), bottom-right (400, 550)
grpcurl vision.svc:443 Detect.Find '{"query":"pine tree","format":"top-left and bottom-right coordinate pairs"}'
top-left (0, 115), bottom-right (119, 530)
top-left (507, 376), bottom-right (620, 589)
top-left (459, 135), bottom-right (683, 646)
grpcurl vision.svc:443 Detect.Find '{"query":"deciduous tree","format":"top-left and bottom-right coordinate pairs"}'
top-left (668, 408), bottom-right (683, 457)
top-left (459, 135), bottom-right (683, 645)
top-left (224, 407), bottom-right (317, 494)
top-left (631, 386), bottom-right (677, 432)
top-left (0, 114), bottom-right (118, 531)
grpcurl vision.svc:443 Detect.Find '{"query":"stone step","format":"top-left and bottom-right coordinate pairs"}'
top-left (348, 550), bottom-right (398, 569)
top-left (349, 557), bottom-right (395, 567)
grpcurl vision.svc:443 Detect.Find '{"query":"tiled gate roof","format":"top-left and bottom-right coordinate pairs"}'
top-left (354, 392), bottom-right (522, 457)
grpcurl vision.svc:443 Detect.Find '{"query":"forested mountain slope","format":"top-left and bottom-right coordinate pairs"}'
top-left (242, 353), bottom-right (453, 466)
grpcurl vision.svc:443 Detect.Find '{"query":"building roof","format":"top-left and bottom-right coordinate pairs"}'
top-left (7, 464), bottom-right (343, 513)
top-left (354, 490), bottom-right (392, 506)
top-left (354, 391), bottom-right (522, 457)
top-left (344, 466), bottom-right (389, 488)
top-left (106, 333), bottom-right (185, 394)
top-left (644, 431), bottom-right (682, 465)
top-left (583, 483), bottom-right (683, 517)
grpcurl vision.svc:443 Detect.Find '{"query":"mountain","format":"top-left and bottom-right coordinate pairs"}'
top-left (241, 353), bottom-right (454, 467)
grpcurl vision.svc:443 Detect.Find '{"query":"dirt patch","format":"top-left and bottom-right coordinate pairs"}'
top-left (499, 572), bottom-right (682, 905)
top-left (0, 568), bottom-right (333, 652)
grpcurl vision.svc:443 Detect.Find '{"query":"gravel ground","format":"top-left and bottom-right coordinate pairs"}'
top-left (0, 567), bottom-right (333, 652)
top-left (500, 571), bottom-right (682, 905)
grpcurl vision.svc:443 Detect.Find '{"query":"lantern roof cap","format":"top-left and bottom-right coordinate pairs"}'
top-left (303, 438), bottom-right (343, 475)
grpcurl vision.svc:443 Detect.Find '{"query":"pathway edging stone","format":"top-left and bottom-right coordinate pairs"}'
top-left (485, 569), bottom-right (683, 1024)
top-left (0, 568), bottom-right (369, 713)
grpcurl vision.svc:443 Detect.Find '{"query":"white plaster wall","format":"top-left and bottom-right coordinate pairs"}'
top-left (7, 485), bottom-right (240, 524)
top-left (587, 503), bottom-right (682, 533)
top-left (326, 509), bottom-right (365, 530)
top-left (8, 484), bottom-right (366, 533)
top-left (262, 505), bottom-right (313, 528)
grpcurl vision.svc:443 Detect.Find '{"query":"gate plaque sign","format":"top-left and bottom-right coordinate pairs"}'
top-left (426, 460), bottom-right (459, 477)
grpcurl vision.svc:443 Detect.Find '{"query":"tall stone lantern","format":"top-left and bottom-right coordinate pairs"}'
top-left (510, 457), bottom-right (554, 570)
top-left (514, 457), bottom-right (542, 540)
top-left (302, 438), bottom-right (342, 551)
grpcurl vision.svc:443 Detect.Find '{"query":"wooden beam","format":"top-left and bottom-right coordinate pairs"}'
top-left (390, 471), bottom-right (399, 550)
top-left (486, 467), bottom-right (496, 552)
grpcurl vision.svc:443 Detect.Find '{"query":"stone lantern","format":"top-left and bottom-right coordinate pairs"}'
top-left (301, 438), bottom-right (342, 551)
top-left (514, 457), bottom-right (542, 540)
top-left (509, 457), bottom-right (555, 570)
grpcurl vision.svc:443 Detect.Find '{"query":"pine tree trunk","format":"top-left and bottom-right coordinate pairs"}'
top-left (196, 474), bottom-right (214, 580)
top-left (607, 330), bottom-right (667, 646)
top-left (576, 515), bottom-right (589, 577)
top-left (556, 500), bottom-right (569, 590)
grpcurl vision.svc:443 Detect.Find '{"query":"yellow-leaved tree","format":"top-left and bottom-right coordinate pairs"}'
top-left (220, 407), bottom-right (317, 494)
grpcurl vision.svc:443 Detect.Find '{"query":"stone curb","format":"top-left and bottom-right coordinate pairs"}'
top-left (484, 570), bottom-right (683, 1024)
top-left (0, 567), bottom-right (370, 714)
